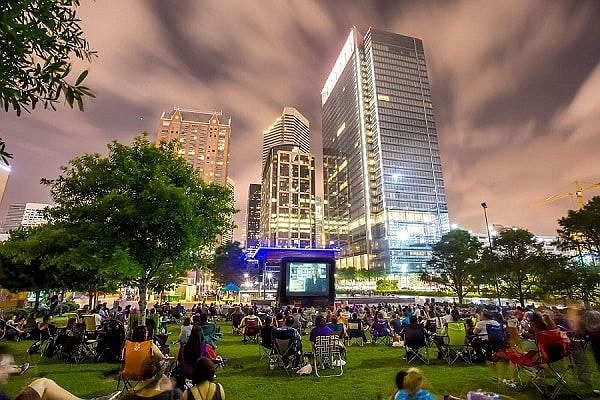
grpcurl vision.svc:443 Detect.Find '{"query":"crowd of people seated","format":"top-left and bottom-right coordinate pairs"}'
top-left (3, 296), bottom-right (600, 399)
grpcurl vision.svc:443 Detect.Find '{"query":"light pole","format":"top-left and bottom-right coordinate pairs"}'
top-left (481, 202), bottom-right (501, 307)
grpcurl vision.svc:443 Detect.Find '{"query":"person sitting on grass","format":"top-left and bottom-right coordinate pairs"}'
top-left (123, 357), bottom-right (181, 400)
top-left (394, 368), bottom-right (434, 400)
top-left (0, 346), bottom-right (119, 400)
top-left (182, 357), bottom-right (225, 400)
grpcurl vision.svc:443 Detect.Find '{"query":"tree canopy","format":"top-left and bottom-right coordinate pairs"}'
top-left (42, 135), bottom-right (235, 321)
top-left (423, 229), bottom-right (482, 304)
top-left (485, 228), bottom-right (559, 307)
top-left (557, 195), bottom-right (600, 261)
top-left (1, 0), bottom-right (96, 162)
top-left (211, 241), bottom-right (247, 286)
top-left (0, 0), bottom-right (95, 116)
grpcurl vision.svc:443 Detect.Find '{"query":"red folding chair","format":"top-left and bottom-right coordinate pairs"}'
top-left (498, 329), bottom-right (582, 399)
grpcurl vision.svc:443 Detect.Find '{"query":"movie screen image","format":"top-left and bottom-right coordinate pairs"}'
top-left (285, 262), bottom-right (330, 296)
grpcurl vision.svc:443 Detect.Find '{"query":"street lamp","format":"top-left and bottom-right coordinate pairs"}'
top-left (481, 202), bottom-right (501, 307)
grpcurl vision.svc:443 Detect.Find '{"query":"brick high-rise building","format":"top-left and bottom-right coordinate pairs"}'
top-left (156, 107), bottom-right (231, 185)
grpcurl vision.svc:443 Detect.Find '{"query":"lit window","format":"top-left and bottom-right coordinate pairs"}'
top-left (336, 122), bottom-right (346, 137)
top-left (378, 94), bottom-right (390, 101)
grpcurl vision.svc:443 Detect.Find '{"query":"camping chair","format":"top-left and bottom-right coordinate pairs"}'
top-left (242, 318), bottom-right (261, 343)
top-left (312, 335), bottom-right (344, 377)
top-left (346, 321), bottom-right (365, 346)
top-left (270, 328), bottom-right (301, 376)
top-left (96, 319), bottom-right (126, 362)
top-left (259, 326), bottom-right (274, 361)
top-left (444, 322), bottom-right (472, 364)
top-left (56, 323), bottom-right (97, 363)
top-left (403, 325), bottom-right (430, 364)
top-left (499, 329), bottom-right (582, 399)
top-left (371, 319), bottom-right (393, 345)
top-left (82, 315), bottom-right (98, 338)
top-left (231, 314), bottom-right (244, 335)
top-left (117, 340), bottom-right (154, 391)
top-left (201, 322), bottom-right (223, 349)
top-left (485, 323), bottom-right (507, 361)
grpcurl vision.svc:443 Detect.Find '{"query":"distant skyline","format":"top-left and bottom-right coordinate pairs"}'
top-left (2, 1), bottom-right (600, 238)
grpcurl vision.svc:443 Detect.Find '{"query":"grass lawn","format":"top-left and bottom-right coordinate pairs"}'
top-left (1, 319), bottom-right (599, 399)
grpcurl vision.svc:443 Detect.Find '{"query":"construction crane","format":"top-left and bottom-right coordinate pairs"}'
top-left (530, 181), bottom-right (600, 209)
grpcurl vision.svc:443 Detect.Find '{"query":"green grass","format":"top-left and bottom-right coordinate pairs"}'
top-left (1, 320), bottom-right (599, 399)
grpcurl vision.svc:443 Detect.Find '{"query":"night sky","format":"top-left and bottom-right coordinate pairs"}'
top-left (2, 0), bottom-right (600, 238)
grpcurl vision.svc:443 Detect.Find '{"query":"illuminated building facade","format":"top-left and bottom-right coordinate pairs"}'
top-left (260, 144), bottom-right (316, 248)
top-left (156, 107), bottom-right (231, 185)
top-left (262, 107), bottom-right (310, 169)
top-left (2, 203), bottom-right (51, 232)
top-left (246, 183), bottom-right (262, 250)
top-left (322, 28), bottom-right (450, 275)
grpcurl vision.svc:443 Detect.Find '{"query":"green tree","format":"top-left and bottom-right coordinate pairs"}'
top-left (211, 241), bottom-right (247, 286)
top-left (43, 135), bottom-right (235, 323)
top-left (557, 196), bottom-right (600, 261)
top-left (1, 0), bottom-right (96, 162)
top-left (540, 262), bottom-right (600, 308)
top-left (1, 0), bottom-right (95, 115)
top-left (336, 267), bottom-right (356, 284)
top-left (485, 228), bottom-right (556, 307)
top-left (422, 229), bottom-right (482, 304)
top-left (0, 224), bottom-right (126, 310)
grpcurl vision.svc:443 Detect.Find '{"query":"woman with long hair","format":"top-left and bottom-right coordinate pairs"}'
top-left (182, 357), bottom-right (225, 400)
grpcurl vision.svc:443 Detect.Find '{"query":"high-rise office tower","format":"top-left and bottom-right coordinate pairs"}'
top-left (156, 107), bottom-right (231, 185)
top-left (262, 107), bottom-right (310, 169)
top-left (322, 28), bottom-right (450, 275)
top-left (2, 203), bottom-right (51, 232)
top-left (260, 144), bottom-right (316, 248)
top-left (245, 183), bottom-right (262, 250)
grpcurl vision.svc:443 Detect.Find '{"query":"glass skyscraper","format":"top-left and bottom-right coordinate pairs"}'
top-left (322, 28), bottom-right (449, 276)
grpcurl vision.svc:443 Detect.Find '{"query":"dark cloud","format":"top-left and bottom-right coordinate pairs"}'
top-left (2, 0), bottom-right (600, 239)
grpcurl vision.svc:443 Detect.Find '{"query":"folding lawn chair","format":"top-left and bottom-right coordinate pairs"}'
top-left (242, 318), bottom-right (261, 343)
top-left (371, 319), bottom-right (393, 345)
top-left (201, 322), bottom-right (222, 349)
top-left (231, 314), bottom-right (244, 335)
top-left (485, 323), bottom-right (507, 361)
top-left (346, 322), bottom-right (364, 346)
top-left (312, 335), bottom-right (344, 377)
top-left (499, 328), bottom-right (582, 399)
top-left (403, 324), bottom-right (430, 364)
top-left (444, 322), bottom-right (472, 364)
top-left (82, 315), bottom-right (98, 339)
top-left (270, 328), bottom-right (301, 376)
top-left (117, 340), bottom-right (154, 391)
